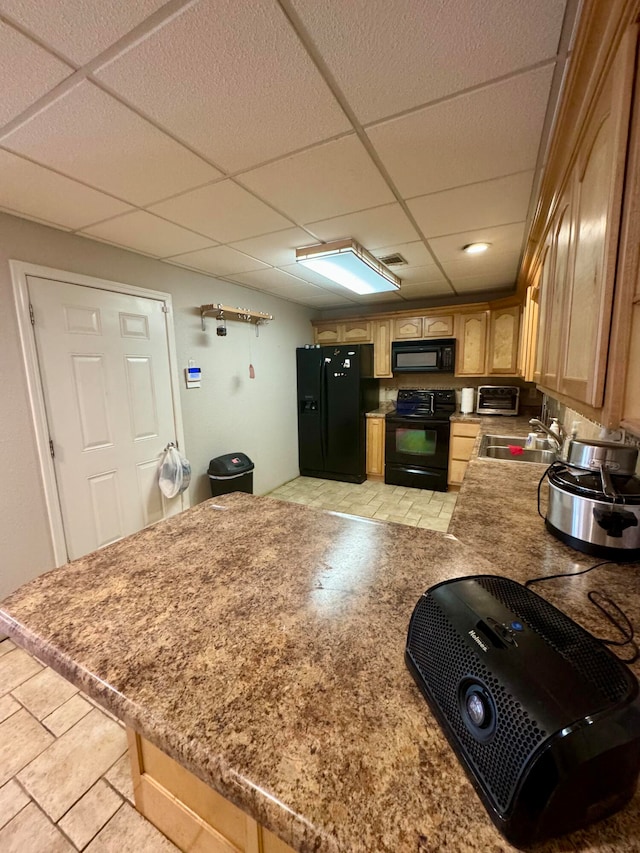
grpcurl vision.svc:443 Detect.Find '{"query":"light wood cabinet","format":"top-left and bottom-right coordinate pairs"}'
top-left (366, 416), bottom-right (385, 479)
top-left (448, 422), bottom-right (481, 487)
top-left (487, 305), bottom-right (520, 375)
top-left (423, 314), bottom-right (454, 337)
top-left (393, 314), bottom-right (454, 340)
top-left (530, 24), bottom-right (636, 415)
top-left (541, 187), bottom-right (573, 390)
top-left (455, 311), bottom-right (488, 376)
top-left (313, 320), bottom-right (372, 344)
top-left (616, 29), bottom-right (640, 436)
top-left (128, 729), bottom-right (295, 853)
top-left (520, 283), bottom-right (539, 382)
top-left (559, 35), bottom-right (633, 408)
top-left (394, 316), bottom-right (423, 339)
top-left (342, 320), bottom-right (372, 342)
top-left (373, 319), bottom-right (393, 377)
top-left (533, 241), bottom-right (552, 384)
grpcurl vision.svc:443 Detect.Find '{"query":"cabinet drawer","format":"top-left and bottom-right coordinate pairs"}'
top-left (451, 422), bottom-right (480, 439)
top-left (450, 436), bottom-right (477, 461)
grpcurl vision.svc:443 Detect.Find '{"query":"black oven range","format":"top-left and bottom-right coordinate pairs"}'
top-left (385, 389), bottom-right (456, 492)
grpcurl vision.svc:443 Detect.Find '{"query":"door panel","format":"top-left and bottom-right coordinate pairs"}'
top-left (125, 356), bottom-right (159, 440)
top-left (28, 275), bottom-right (182, 560)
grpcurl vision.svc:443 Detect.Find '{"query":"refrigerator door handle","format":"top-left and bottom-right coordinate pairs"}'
top-left (321, 358), bottom-right (328, 463)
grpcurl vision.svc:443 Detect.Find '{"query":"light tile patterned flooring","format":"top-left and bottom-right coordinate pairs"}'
top-left (1, 478), bottom-right (455, 850)
top-left (268, 476), bottom-right (458, 532)
top-left (0, 638), bottom-right (178, 852)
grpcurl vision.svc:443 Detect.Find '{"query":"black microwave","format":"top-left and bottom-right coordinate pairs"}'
top-left (391, 339), bottom-right (456, 374)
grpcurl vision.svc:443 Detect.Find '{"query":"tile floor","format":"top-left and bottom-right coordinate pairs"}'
top-left (1, 478), bottom-right (455, 850)
top-left (268, 476), bottom-right (458, 532)
top-left (0, 638), bottom-right (178, 852)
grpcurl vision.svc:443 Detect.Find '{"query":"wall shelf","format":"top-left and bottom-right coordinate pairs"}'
top-left (200, 303), bottom-right (274, 331)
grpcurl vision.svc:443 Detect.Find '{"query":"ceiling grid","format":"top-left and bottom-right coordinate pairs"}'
top-left (0, 0), bottom-right (580, 309)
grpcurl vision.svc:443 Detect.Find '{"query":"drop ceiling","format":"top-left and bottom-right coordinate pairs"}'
top-left (0, 0), bottom-right (578, 310)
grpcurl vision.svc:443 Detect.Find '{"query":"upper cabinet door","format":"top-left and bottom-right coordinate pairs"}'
top-left (314, 322), bottom-right (340, 344)
top-left (423, 315), bottom-right (454, 337)
top-left (455, 311), bottom-right (488, 376)
top-left (373, 319), bottom-right (393, 377)
top-left (533, 241), bottom-right (552, 385)
top-left (394, 317), bottom-right (423, 339)
top-left (541, 185), bottom-right (574, 390)
top-left (342, 320), bottom-right (372, 342)
top-left (559, 32), bottom-right (636, 407)
top-left (487, 306), bottom-right (520, 375)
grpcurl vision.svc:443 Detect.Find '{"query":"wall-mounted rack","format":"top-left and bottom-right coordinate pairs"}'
top-left (200, 303), bottom-right (274, 331)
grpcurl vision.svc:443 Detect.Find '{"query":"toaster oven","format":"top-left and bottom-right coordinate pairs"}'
top-left (476, 385), bottom-right (519, 416)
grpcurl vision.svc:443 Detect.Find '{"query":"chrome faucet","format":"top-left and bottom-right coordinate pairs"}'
top-left (529, 418), bottom-right (564, 452)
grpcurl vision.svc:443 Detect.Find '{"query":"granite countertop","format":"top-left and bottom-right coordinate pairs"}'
top-left (2, 424), bottom-right (640, 852)
top-left (365, 403), bottom-right (394, 417)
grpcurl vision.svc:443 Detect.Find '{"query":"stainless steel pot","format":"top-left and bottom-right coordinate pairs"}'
top-left (545, 465), bottom-right (640, 559)
top-left (566, 439), bottom-right (638, 476)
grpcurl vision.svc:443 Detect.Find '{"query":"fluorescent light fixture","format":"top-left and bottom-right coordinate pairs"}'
top-left (463, 242), bottom-right (491, 254)
top-left (295, 239), bottom-right (400, 295)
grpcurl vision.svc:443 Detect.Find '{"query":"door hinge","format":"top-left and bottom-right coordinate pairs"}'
top-left (161, 305), bottom-right (169, 313)
top-left (49, 438), bottom-right (55, 458)
top-left (29, 303), bottom-right (35, 325)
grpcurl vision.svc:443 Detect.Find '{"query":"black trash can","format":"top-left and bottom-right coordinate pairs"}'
top-left (208, 452), bottom-right (254, 497)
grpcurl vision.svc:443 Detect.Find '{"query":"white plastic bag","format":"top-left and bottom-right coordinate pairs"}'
top-left (158, 445), bottom-right (191, 498)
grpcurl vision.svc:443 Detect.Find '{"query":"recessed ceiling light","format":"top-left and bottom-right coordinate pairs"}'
top-left (463, 242), bottom-right (491, 255)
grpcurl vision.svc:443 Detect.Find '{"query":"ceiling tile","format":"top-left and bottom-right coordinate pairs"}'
top-left (367, 65), bottom-right (554, 198)
top-left (0, 0), bottom-right (169, 64)
top-left (372, 241), bottom-right (433, 267)
top-left (81, 210), bottom-right (215, 257)
top-left (0, 148), bottom-right (132, 229)
top-left (0, 21), bottom-right (73, 127)
top-left (229, 228), bottom-right (315, 267)
top-left (397, 264), bottom-right (449, 285)
top-left (301, 294), bottom-right (354, 307)
top-left (442, 250), bottom-right (522, 281)
top-left (226, 268), bottom-right (310, 291)
top-left (306, 203), bottom-right (419, 248)
top-left (237, 136), bottom-right (394, 224)
top-left (452, 273), bottom-right (517, 293)
top-left (429, 222), bottom-right (526, 263)
top-left (94, 0), bottom-right (350, 172)
top-left (398, 282), bottom-right (455, 300)
top-left (290, 0), bottom-right (565, 123)
top-left (353, 291), bottom-right (405, 304)
top-left (168, 246), bottom-right (270, 277)
top-left (407, 171), bottom-right (535, 238)
top-left (149, 181), bottom-right (291, 244)
top-left (1, 81), bottom-right (220, 205)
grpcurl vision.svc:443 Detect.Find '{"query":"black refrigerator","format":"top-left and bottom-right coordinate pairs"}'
top-left (296, 344), bottom-right (379, 484)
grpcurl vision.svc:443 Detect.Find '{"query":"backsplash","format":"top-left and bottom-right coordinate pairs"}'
top-left (379, 376), bottom-right (543, 414)
top-left (545, 397), bottom-right (640, 476)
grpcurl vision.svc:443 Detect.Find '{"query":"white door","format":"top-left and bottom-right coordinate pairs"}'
top-left (28, 275), bottom-right (184, 561)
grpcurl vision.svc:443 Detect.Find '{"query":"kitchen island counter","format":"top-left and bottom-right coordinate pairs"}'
top-left (2, 488), bottom-right (640, 851)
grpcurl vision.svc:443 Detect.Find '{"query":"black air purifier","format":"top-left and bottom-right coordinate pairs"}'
top-left (405, 575), bottom-right (640, 847)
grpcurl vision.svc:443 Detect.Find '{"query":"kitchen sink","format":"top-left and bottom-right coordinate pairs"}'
top-left (478, 434), bottom-right (557, 464)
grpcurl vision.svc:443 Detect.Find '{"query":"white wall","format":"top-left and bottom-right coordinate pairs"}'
top-left (0, 212), bottom-right (316, 599)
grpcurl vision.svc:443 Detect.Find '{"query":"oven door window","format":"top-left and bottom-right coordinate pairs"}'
top-left (395, 427), bottom-right (438, 457)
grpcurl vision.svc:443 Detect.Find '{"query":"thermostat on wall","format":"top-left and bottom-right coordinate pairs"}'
top-left (185, 365), bottom-right (201, 389)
